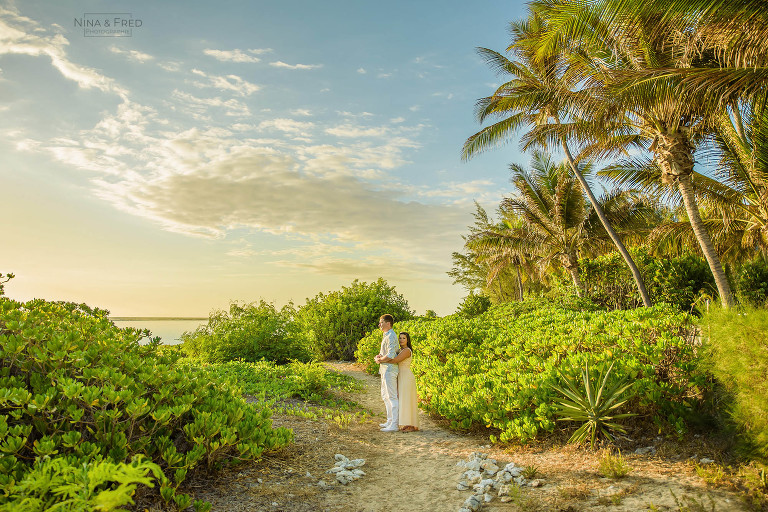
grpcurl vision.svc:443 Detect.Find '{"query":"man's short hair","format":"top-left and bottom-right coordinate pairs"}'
top-left (380, 314), bottom-right (394, 325)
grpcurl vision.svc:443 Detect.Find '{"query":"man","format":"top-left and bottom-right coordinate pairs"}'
top-left (374, 314), bottom-right (399, 432)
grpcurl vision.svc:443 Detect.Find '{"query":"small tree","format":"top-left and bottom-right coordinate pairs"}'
top-left (456, 292), bottom-right (492, 318)
top-left (298, 278), bottom-right (414, 360)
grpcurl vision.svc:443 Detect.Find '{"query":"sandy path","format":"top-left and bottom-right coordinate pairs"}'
top-left (193, 362), bottom-right (750, 512)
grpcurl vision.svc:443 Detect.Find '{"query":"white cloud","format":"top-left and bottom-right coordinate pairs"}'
top-left (172, 90), bottom-right (251, 117)
top-left (357, 67), bottom-right (366, 74)
top-left (203, 48), bottom-right (272, 62)
top-left (290, 109), bottom-right (312, 117)
top-left (269, 61), bottom-right (322, 70)
top-left (0, 7), bottom-right (128, 98)
top-left (258, 118), bottom-right (315, 137)
top-left (325, 124), bottom-right (388, 138)
top-left (190, 68), bottom-right (261, 96)
top-left (109, 46), bottom-right (154, 63)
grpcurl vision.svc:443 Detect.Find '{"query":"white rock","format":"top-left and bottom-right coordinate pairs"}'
top-left (463, 494), bottom-right (483, 511)
top-left (457, 482), bottom-right (470, 491)
top-left (480, 478), bottom-right (495, 488)
top-left (347, 458), bottom-right (366, 467)
top-left (464, 470), bottom-right (482, 484)
top-left (257, 478), bottom-right (263, 484)
top-left (635, 446), bottom-right (656, 455)
top-left (305, 471), bottom-right (312, 478)
top-left (334, 454), bottom-right (348, 462)
top-left (530, 479), bottom-right (542, 488)
top-left (503, 462), bottom-right (518, 472)
top-left (325, 467), bottom-right (344, 473)
top-left (514, 476), bottom-right (527, 486)
top-left (700, 457), bottom-right (715, 464)
top-left (508, 467), bottom-right (523, 477)
top-left (352, 469), bottom-right (365, 477)
top-left (484, 492), bottom-right (494, 503)
top-left (498, 484), bottom-right (511, 497)
top-left (481, 461), bottom-right (499, 475)
top-left (500, 496), bottom-right (514, 503)
top-left (497, 471), bottom-right (513, 483)
top-left (465, 460), bottom-right (482, 472)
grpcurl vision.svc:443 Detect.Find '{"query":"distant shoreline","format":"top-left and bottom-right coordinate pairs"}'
top-left (111, 317), bottom-right (208, 321)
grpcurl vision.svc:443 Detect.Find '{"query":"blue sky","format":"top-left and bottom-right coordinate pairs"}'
top-left (0, 0), bottom-right (530, 316)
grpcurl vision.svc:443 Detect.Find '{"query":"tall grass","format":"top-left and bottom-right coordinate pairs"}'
top-left (700, 307), bottom-right (768, 459)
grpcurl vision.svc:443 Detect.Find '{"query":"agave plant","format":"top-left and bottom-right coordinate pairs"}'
top-left (551, 361), bottom-right (636, 449)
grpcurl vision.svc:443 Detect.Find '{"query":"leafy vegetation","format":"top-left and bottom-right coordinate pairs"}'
top-left (700, 307), bottom-right (768, 459)
top-left (186, 359), bottom-right (362, 404)
top-left (0, 297), bottom-right (292, 510)
top-left (180, 301), bottom-right (311, 364)
top-left (298, 278), bottom-right (413, 360)
top-left (357, 298), bottom-right (705, 443)
top-left (550, 361), bottom-right (636, 448)
top-left (599, 449), bottom-right (632, 479)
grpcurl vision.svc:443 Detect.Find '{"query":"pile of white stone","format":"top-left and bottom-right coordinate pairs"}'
top-left (323, 454), bottom-right (366, 485)
top-left (455, 452), bottom-right (541, 512)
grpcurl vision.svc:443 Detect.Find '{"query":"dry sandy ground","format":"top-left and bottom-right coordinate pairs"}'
top-left (190, 362), bottom-right (751, 512)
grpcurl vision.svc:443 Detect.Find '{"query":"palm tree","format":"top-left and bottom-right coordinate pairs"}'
top-left (450, 203), bottom-right (537, 302)
top-left (605, 95), bottom-right (768, 264)
top-left (469, 152), bottom-right (650, 296)
top-left (462, 13), bottom-right (653, 306)
top-left (575, 0), bottom-right (768, 108)
top-left (532, 0), bottom-right (737, 306)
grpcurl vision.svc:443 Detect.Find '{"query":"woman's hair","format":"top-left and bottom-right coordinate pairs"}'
top-left (399, 332), bottom-right (412, 352)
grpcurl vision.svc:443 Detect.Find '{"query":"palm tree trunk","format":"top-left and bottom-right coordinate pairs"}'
top-left (561, 141), bottom-right (653, 307)
top-left (568, 266), bottom-right (583, 297)
top-left (562, 253), bottom-right (583, 297)
top-left (676, 174), bottom-right (736, 308)
top-left (516, 265), bottom-right (524, 301)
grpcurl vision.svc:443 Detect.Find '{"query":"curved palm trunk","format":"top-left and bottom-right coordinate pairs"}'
top-left (561, 141), bottom-right (653, 307)
top-left (562, 252), bottom-right (584, 297)
top-left (676, 174), bottom-right (736, 308)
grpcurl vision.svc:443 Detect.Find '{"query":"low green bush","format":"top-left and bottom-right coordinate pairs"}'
top-left (181, 301), bottom-right (311, 364)
top-left (456, 292), bottom-right (491, 318)
top-left (0, 298), bottom-right (292, 510)
top-left (733, 258), bottom-right (768, 308)
top-left (356, 298), bottom-right (706, 443)
top-left (298, 278), bottom-right (413, 360)
top-left (700, 307), bottom-right (768, 459)
top-left (186, 359), bottom-right (362, 404)
top-left (567, 248), bottom-right (716, 312)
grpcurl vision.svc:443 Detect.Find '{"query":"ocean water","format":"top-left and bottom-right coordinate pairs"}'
top-left (112, 319), bottom-right (207, 345)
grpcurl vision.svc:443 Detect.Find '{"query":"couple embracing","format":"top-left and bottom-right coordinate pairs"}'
top-left (374, 314), bottom-right (420, 433)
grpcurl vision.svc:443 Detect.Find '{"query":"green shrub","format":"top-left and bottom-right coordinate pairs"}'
top-left (188, 359), bottom-right (362, 403)
top-left (561, 248), bottom-right (717, 312)
top-left (0, 298), bottom-right (292, 509)
top-left (733, 258), bottom-right (768, 308)
top-left (181, 301), bottom-right (311, 364)
top-left (356, 298), bottom-right (706, 443)
top-left (298, 278), bottom-right (413, 360)
top-left (700, 307), bottom-right (768, 459)
top-left (456, 292), bottom-right (491, 318)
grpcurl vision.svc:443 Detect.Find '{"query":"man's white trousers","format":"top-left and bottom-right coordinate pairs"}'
top-left (381, 370), bottom-right (399, 427)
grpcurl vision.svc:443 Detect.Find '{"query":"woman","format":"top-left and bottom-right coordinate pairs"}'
top-left (375, 332), bottom-right (420, 432)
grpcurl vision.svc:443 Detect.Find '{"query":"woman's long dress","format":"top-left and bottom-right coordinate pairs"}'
top-left (398, 352), bottom-right (420, 429)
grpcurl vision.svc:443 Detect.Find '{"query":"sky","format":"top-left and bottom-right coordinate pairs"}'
top-left (0, 0), bottom-right (531, 317)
